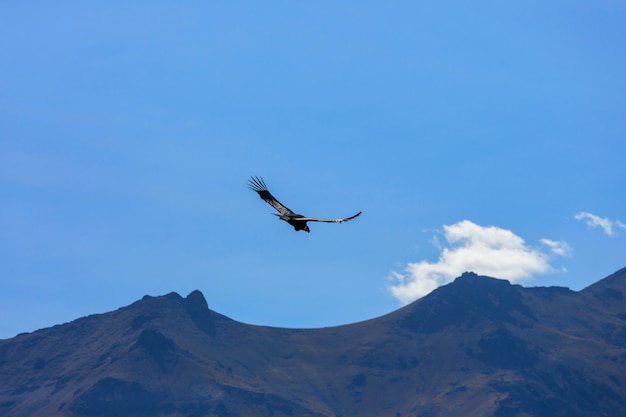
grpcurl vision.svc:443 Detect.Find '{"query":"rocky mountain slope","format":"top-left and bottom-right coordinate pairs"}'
top-left (1, 267), bottom-right (626, 417)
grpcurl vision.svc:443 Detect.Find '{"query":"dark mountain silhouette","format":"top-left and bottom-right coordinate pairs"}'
top-left (1, 267), bottom-right (626, 417)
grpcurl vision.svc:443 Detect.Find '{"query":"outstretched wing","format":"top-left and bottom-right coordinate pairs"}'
top-left (248, 176), bottom-right (295, 216)
top-left (297, 211), bottom-right (362, 223)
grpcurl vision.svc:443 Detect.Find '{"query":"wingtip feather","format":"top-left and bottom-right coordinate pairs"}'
top-left (248, 175), bottom-right (268, 192)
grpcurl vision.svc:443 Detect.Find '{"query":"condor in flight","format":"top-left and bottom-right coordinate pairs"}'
top-left (248, 176), bottom-right (361, 233)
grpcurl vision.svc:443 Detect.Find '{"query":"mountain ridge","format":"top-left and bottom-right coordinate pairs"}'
top-left (1, 267), bottom-right (626, 417)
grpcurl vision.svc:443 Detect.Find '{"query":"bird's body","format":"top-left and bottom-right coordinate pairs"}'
top-left (248, 176), bottom-right (361, 233)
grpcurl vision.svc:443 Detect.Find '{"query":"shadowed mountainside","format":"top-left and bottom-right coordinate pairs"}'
top-left (1, 267), bottom-right (626, 417)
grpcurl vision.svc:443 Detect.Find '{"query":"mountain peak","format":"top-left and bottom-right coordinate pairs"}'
top-left (400, 272), bottom-right (534, 333)
top-left (451, 271), bottom-right (513, 287)
top-left (184, 289), bottom-right (208, 311)
top-left (141, 291), bottom-right (183, 301)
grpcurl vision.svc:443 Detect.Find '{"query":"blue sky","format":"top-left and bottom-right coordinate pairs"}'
top-left (1, 2), bottom-right (625, 339)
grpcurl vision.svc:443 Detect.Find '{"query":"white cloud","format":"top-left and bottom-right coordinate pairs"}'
top-left (540, 238), bottom-right (572, 257)
top-left (574, 212), bottom-right (626, 236)
top-left (388, 220), bottom-right (569, 304)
